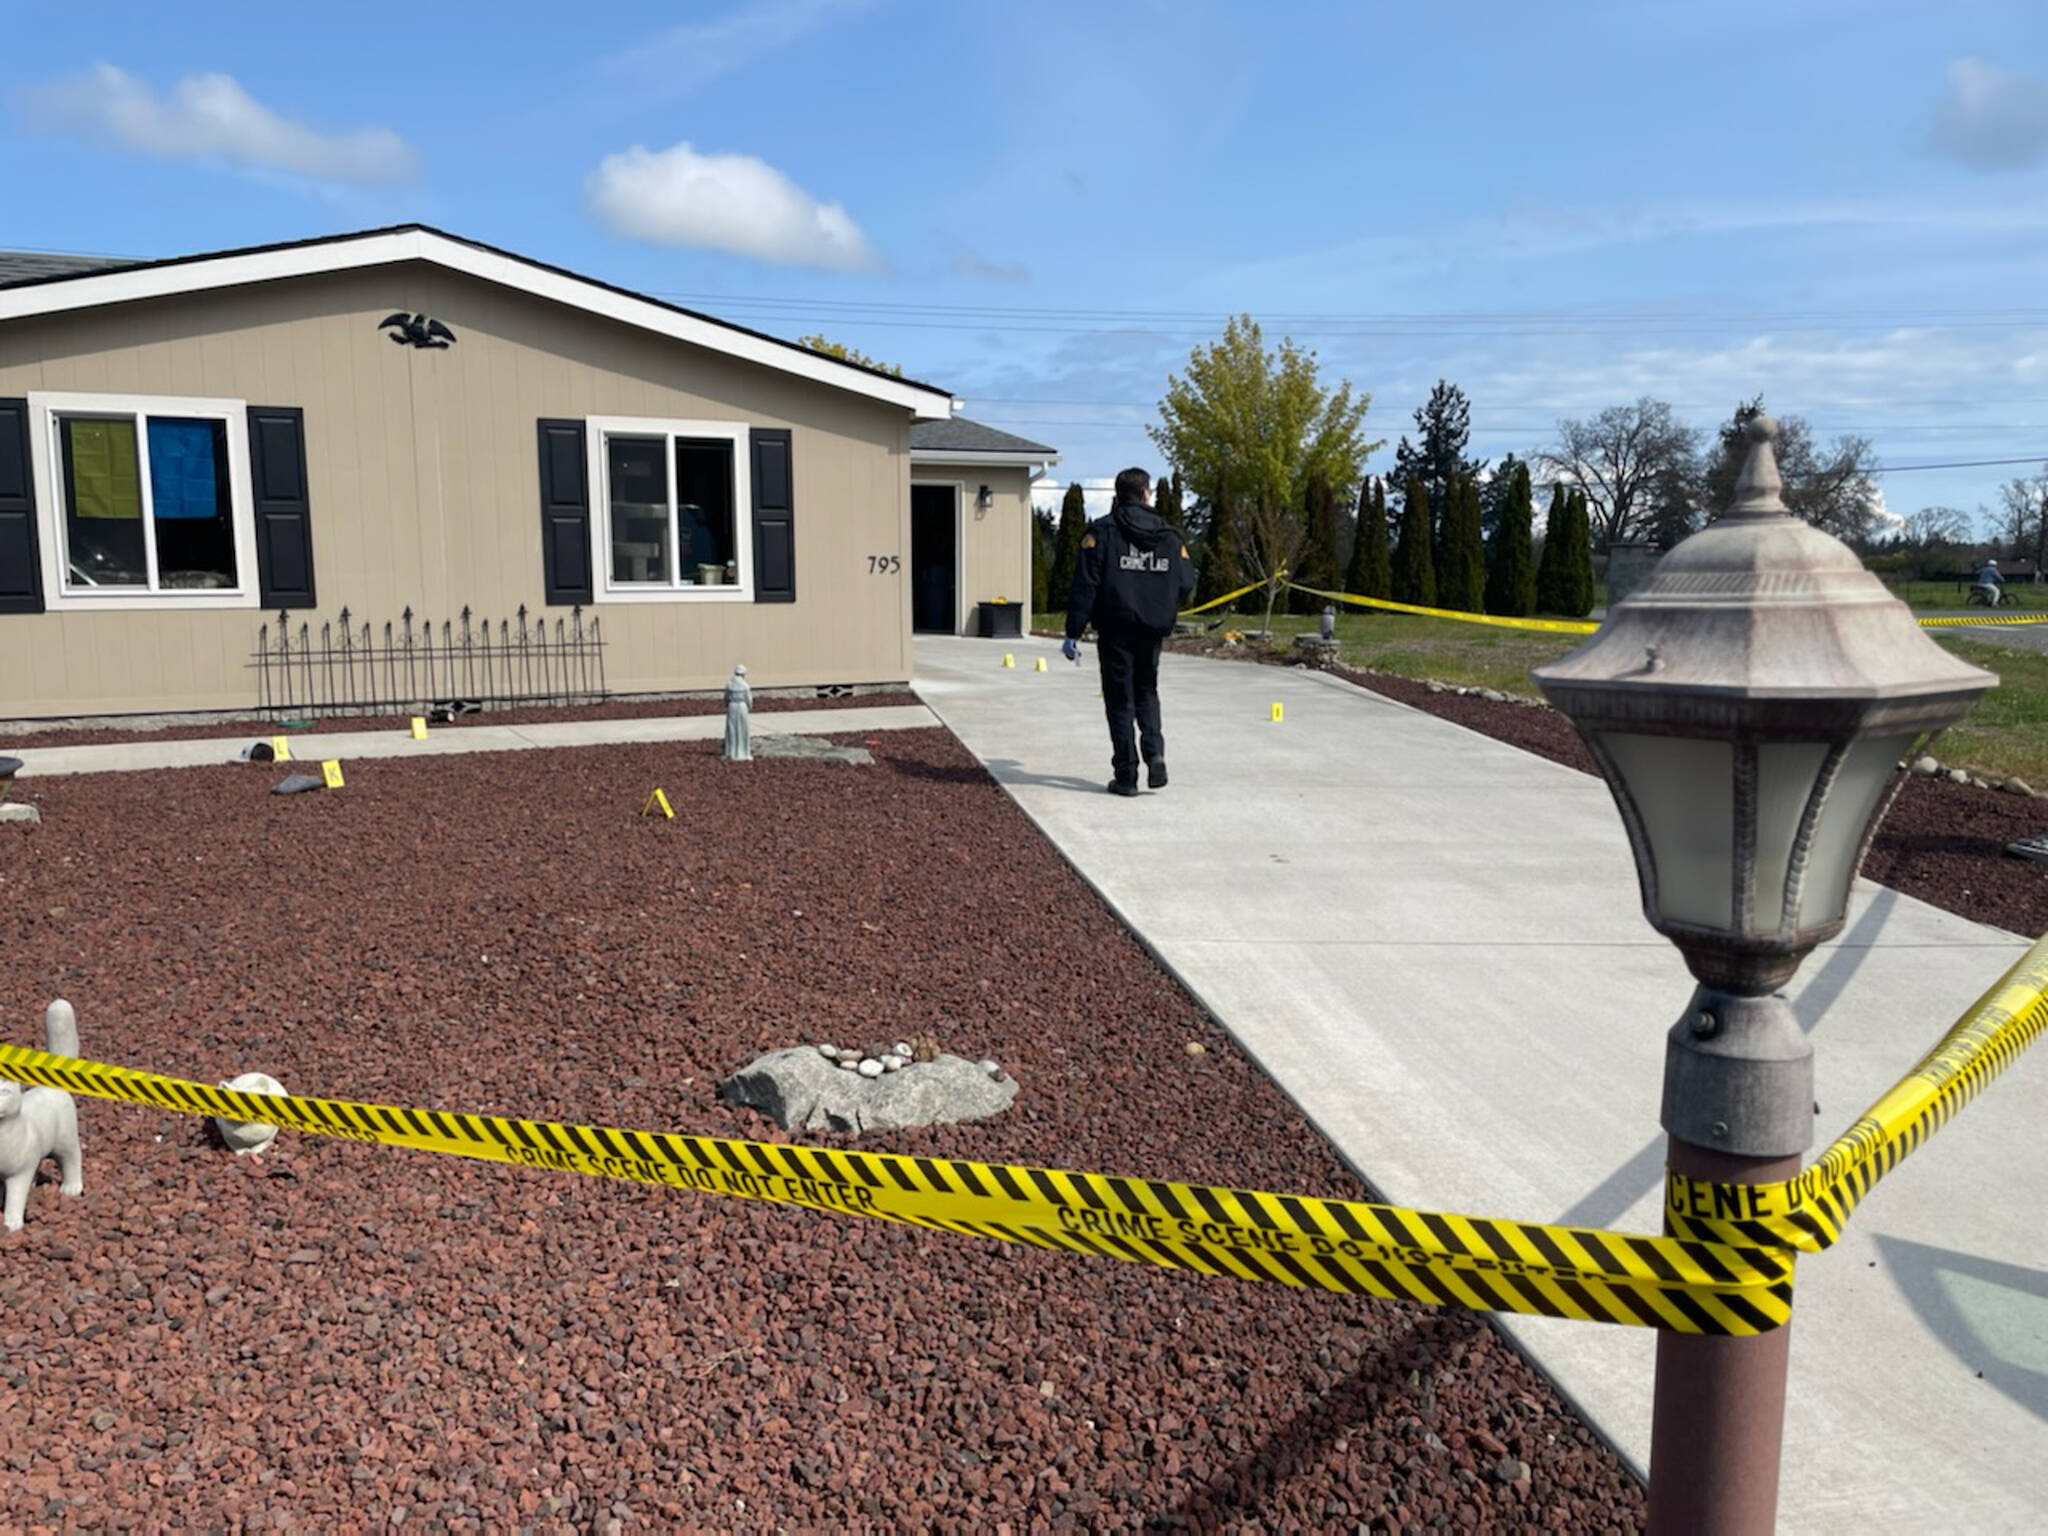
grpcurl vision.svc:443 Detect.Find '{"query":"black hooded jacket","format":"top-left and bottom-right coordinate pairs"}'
top-left (1064, 500), bottom-right (1196, 640)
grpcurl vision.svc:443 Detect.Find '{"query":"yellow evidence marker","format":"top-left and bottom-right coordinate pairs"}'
top-left (410, 717), bottom-right (428, 740)
top-left (1002, 653), bottom-right (1015, 668)
top-left (1034, 657), bottom-right (1048, 672)
top-left (1271, 702), bottom-right (1284, 723)
top-left (320, 760), bottom-right (346, 789)
top-left (270, 736), bottom-right (292, 761)
top-left (642, 788), bottom-right (674, 820)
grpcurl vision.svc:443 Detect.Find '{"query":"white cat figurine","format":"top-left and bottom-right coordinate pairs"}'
top-left (1, 1078), bottom-right (82, 1231)
top-left (2, 998), bottom-right (85, 1232)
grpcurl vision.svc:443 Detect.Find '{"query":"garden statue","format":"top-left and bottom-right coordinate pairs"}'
top-left (213, 1072), bottom-right (290, 1156)
top-left (723, 664), bottom-right (752, 761)
top-left (1, 1001), bottom-right (85, 1232)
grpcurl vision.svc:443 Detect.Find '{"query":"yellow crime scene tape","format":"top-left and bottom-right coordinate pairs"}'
top-left (0, 1040), bottom-right (1790, 1337)
top-left (3, 938), bottom-right (2040, 1343)
top-left (1666, 931), bottom-right (2048, 1253)
top-left (1182, 580), bottom-right (2048, 635)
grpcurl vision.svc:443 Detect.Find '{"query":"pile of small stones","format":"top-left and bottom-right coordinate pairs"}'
top-left (815, 1041), bottom-right (1004, 1081)
top-left (1907, 753), bottom-right (2034, 796)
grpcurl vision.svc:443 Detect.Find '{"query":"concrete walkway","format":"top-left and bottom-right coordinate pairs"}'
top-left (912, 634), bottom-right (2048, 1534)
top-left (7, 704), bottom-right (938, 778)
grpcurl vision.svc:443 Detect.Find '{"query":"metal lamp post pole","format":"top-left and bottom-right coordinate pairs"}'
top-left (1646, 987), bottom-right (1814, 1535)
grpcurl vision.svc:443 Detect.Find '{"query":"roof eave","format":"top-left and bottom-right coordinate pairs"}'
top-left (0, 225), bottom-right (956, 419)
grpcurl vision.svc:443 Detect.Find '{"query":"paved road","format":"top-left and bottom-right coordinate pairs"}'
top-left (914, 634), bottom-right (2048, 1534)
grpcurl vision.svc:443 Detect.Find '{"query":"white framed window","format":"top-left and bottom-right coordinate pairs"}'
top-left (28, 392), bottom-right (260, 611)
top-left (587, 415), bottom-right (754, 603)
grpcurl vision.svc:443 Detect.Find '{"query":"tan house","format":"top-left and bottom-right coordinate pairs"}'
top-left (0, 225), bottom-right (1054, 721)
top-left (907, 418), bottom-right (1057, 640)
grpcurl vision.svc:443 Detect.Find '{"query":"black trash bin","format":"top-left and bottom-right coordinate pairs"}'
top-left (978, 600), bottom-right (1024, 639)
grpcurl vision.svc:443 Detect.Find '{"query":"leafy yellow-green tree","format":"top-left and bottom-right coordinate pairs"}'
top-left (1150, 315), bottom-right (1379, 539)
top-left (796, 334), bottom-right (903, 377)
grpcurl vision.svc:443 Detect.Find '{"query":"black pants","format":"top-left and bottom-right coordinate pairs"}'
top-left (1097, 630), bottom-right (1164, 784)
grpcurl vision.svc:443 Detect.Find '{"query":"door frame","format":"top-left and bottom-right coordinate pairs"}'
top-left (909, 477), bottom-right (964, 635)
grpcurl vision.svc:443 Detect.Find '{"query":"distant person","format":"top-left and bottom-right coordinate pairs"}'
top-left (1062, 468), bottom-right (1196, 796)
top-left (1977, 559), bottom-right (2004, 606)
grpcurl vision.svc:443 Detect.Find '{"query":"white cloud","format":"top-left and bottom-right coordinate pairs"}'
top-left (585, 141), bottom-right (876, 271)
top-left (607, 0), bottom-right (873, 100)
top-left (20, 64), bottom-right (417, 184)
top-left (1931, 58), bottom-right (2048, 171)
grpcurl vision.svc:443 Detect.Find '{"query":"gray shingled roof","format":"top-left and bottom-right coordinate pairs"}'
top-left (909, 416), bottom-right (1056, 456)
top-left (0, 250), bottom-right (136, 286)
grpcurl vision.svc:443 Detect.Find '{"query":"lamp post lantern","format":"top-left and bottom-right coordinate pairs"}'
top-left (1534, 416), bottom-right (1994, 1534)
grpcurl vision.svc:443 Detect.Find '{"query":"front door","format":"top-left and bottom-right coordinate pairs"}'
top-left (910, 484), bottom-right (957, 634)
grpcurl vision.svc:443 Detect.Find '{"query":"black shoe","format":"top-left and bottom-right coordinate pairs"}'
top-left (1107, 778), bottom-right (1141, 797)
top-left (1147, 761), bottom-right (1168, 789)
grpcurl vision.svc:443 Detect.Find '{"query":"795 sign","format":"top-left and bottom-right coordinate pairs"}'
top-left (867, 554), bottom-right (901, 574)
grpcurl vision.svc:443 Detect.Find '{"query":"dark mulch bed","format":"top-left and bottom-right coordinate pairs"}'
top-left (1342, 666), bottom-right (2048, 940)
top-left (0, 690), bottom-right (922, 752)
top-left (0, 731), bottom-right (1641, 1532)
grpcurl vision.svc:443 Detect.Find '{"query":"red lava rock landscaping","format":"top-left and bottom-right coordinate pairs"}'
top-left (1338, 666), bottom-right (2048, 941)
top-left (0, 689), bottom-right (921, 751)
top-left (1, 730), bottom-right (1643, 1531)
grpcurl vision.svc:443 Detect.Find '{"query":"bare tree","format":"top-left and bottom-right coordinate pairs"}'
top-left (1997, 465), bottom-right (2048, 569)
top-left (1538, 399), bottom-right (1701, 550)
top-left (1900, 505), bottom-right (1972, 552)
top-left (1220, 489), bottom-right (1307, 638)
top-left (1703, 398), bottom-right (1884, 545)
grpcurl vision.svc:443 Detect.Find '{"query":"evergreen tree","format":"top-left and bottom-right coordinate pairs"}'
top-left (1155, 472), bottom-right (1186, 534)
top-left (1479, 452), bottom-right (1527, 541)
top-left (1049, 482), bottom-right (1088, 613)
top-left (1030, 505), bottom-right (1051, 617)
top-left (1391, 474), bottom-right (1436, 607)
top-left (1484, 460), bottom-right (1536, 617)
top-left (1344, 477), bottom-right (1392, 599)
top-left (1291, 471), bottom-right (1340, 612)
top-left (1437, 474), bottom-right (1486, 612)
top-left (1536, 483), bottom-right (1572, 615)
top-left (1563, 489), bottom-right (1598, 616)
top-left (1192, 468), bottom-right (1243, 608)
top-left (1390, 379), bottom-right (1488, 546)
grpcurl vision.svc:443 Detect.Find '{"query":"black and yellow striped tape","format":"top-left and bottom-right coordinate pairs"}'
top-left (0, 1041), bottom-right (1790, 1337)
top-left (1666, 932), bottom-right (2048, 1252)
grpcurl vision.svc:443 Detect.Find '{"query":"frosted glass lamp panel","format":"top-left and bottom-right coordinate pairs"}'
top-left (1601, 733), bottom-right (1736, 932)
top-left (1751, 741), bottom-right (1830, 932)
top-left (1796, 733), bottom-right (1915, 931)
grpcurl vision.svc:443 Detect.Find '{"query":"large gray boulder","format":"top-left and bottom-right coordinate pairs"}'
top-left (749, 735), bottom-right (874, 765)
top-left (720, 1048), bottom-right (1016, 1135)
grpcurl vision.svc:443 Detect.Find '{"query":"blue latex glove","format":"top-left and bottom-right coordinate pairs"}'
top-left (1061, 637), bottom-right (1079, 663)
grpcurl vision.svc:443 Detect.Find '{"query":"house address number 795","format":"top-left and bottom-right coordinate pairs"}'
top-left (867, 555), bottom-right (901, 574)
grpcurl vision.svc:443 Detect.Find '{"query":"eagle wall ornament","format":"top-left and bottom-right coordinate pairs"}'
top-left (379, 312), bottom-right (457, 349)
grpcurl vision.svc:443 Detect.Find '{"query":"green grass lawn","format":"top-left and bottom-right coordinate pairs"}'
top-left (1185, 607), bottom-right (2048, 785)
top-left (1881, 578), bottom-right (2048, 610)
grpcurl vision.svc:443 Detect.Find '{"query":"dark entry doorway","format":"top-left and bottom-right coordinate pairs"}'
top-left (910, 483), bottom-right (958, 634)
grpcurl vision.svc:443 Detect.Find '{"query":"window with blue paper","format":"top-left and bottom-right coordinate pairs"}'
top-left (60, 413), bottom-right (238, 591)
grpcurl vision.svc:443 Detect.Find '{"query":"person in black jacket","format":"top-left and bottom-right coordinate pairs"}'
top-left (1063, 467), bottom-right (1197, 795)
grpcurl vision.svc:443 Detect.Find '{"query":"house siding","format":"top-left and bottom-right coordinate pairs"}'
top-left (955, 465), bottom-right (1035, 636)
top-left (0, 262), bottom-right (914, 717)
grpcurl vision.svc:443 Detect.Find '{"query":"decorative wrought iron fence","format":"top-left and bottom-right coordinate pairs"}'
top-left (252, 605), bottom-right (608, 720)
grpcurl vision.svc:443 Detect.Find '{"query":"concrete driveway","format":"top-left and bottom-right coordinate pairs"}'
top-left (914, 633), bottom-right (2048, 1534)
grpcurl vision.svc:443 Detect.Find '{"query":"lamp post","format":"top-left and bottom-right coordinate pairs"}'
top-left (1534, 417), bottom-right (1994, 1534)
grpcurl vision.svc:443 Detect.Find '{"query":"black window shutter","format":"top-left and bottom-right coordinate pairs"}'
top-left (247, 406), bottom-right (317, 610)
top-left (0, 397), bottom-right (43, 615)
top-left (537, 419), bottom-right (593, 605)
top-left (750, 428), bottom-right (795, 604)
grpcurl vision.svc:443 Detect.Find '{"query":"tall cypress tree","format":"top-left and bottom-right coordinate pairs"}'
top-left (1344, 477), bottom-right (1392, 599)
top-left (1291, 471), bottom-right (1340, 612)
top-left (1156, 472), bottom-right (1186, 535)
top-left (1391, 474), bottom-right (1436, 606)
top-left (1563, 488), bottom-right (1598, 617)
top-left (1050, 482), bottom-right (1089, 613)
top-left (1536, 482), bottom-right (1572, 615)
top-left (1484, 461), bottom-right (1536, 616)
top-left (1438, 474), bottom-right (1485, 612)
top-left (1192, 468), bottom-right (1242, 608)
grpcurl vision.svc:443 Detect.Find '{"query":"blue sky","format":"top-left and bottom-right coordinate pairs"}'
top-left (5, 0), bottom-right (2048, 523)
